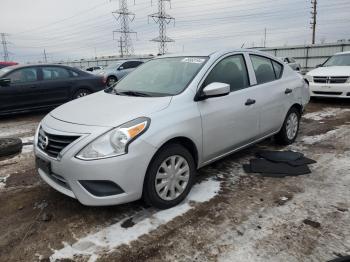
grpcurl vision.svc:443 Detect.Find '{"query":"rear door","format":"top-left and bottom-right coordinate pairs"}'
top-left (248, 54), bottom-right (289, 136)
top-left (197, 54), bottom-right (260, 162)
top-left (38, 66), bottom-right (73, 105)
top-left (0, 67), bottom-right (41, 112)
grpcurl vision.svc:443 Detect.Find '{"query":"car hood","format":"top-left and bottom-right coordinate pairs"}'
top-left (50, 91), bottom-right (172, 127)
top-left (307, 66), bottom-right (350, 76)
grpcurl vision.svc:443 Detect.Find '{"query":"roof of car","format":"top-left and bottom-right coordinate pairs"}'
top-left (335, 51), bottom-right (350, 55)
top-left (1, 63), bottom-right (76, 71)
top-left (157, 48), bottom-right (273, 59)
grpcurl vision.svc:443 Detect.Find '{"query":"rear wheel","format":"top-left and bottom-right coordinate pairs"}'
top-left (106, 76), bottom-right (117, 87)
top-left (143, 144), bottom-right (196, 209)
top-left (275, 107), bottom-right (301, 145)
top-left (73, 89), bottom-right (91, 99)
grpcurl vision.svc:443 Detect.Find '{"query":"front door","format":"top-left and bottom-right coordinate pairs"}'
top-left (197, 54), bottom-right (260, 162)
top-left (0, 67), bottom-right (41, 113)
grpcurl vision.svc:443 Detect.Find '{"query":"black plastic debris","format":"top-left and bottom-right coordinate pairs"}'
top-left (244, 150), bottom-right (316, 177)
top-left (328, 255), bottom-right (350, 262)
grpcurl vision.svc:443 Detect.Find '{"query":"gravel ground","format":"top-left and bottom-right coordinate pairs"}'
top-left (0, 98), bottom-right (350, 262)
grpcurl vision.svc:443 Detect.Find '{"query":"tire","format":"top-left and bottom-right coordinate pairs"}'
top-left (143, 144), bottom-right (196, 209)
top-left (106, 76), bottom-right (117, 87)
top-left (275, 107), bottom-right (301, 145)
top-left (73, 89), bottom-right (91, 99)
top-left (0, 138), bottom-right (23, 157)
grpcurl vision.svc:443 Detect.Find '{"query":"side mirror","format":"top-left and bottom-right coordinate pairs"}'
top-left (0, 78), bottom-right (11, 87)
top-left (118, 66), bottom-right (124, 71)
top-left (316, 64), bottom-right (323, 68)
top-left (195, 82), bottom-right (230, 101)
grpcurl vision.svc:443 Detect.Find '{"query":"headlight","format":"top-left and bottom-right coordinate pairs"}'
top-left (305, 75), bottom-right (313, 83)
top-left (76, 117), bottom-right (150, 160)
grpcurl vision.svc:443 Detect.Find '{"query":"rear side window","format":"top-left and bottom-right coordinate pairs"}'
top-left (42, 67), bottom-right (70, 80)
top-left (204, 54), bottom-right (249, 92)
top-left (272, 61), bottom-right (283, 79)
top-left (250, 55), bottom-right (276, 84)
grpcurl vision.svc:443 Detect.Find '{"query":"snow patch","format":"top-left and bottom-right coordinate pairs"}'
top-left (302, 129), bottom-right (338, 144)
top-left (303, 108), bottom-right (350, 121)
top-left (50, 179), bottom-right (221, 262)
top-left (0, 174), bottom-right (10, 189)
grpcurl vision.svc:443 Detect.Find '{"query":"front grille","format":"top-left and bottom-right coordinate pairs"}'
top-left (38, 128), bottom-right (80, 158)
top-left (314, 76), bottom-right (349, 84)
top-left (313, 91), bottom-right (342, 96)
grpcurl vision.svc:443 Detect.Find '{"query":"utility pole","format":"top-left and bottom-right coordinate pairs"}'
top-left (1, 33), bottom-right (10, 62)
top-left (149, 0), bottom-right (175, 55)
top-left (112, 0), bottom-right (136, 57)
top-left (263, 28), bottom-right (267, 48)
top-left (311, 0), bottom-right (317, 44)
top-left (43, 49), bottom-right (48, 63)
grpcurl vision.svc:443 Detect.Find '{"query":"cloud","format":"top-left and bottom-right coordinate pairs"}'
top-left (0, 0), bottom-right (349, 62)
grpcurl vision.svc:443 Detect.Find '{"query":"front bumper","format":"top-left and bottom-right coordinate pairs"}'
top-left (309, 82), bottom-right (350, 98)
top-left (34, 115), bottom-right (157, 206)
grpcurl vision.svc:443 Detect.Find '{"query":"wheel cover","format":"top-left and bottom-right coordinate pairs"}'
top-left (107, 78), bottom-right (116, 87)
top-left (286, 112), bottom-right (299, 140)
top-left (155, 155), bottom-right (190, 201)
top-left (76, 92), bottom-right (88, 98)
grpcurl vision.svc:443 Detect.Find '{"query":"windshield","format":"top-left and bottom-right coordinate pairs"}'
top-left (323, 54), bottom-right (350, 67)
top-left (109, 57), bottom-right (208, 97)
top-left (0, 67), bottom-right (12, 77)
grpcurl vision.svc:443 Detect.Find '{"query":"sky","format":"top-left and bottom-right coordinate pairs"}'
top-left (0, 0), bottom-right (349, 63)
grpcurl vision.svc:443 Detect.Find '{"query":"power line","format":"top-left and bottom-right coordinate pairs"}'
top-left (1, 33), bottom-right (10, 61)
top-left (311, 0), bottom-right (317, 44)
top-left (149, 0), bottom-right (175, 55)
top-left (112, 0), bottom-right (137, 57)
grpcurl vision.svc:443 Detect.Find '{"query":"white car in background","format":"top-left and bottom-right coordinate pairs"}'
top-left (306, 51), bottom-right (350, 98)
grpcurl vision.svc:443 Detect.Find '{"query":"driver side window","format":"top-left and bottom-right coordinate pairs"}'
top-left (7, 68), bottom-right (38, 84)
top-left (203, 54), bottom-right (249, 92)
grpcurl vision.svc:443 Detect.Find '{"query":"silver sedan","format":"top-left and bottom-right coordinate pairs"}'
top-left (34, 49), bottom-right (310, 209)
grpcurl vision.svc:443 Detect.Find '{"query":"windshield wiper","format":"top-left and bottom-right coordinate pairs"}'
top-left (118, 91), bottom-right (152, 97)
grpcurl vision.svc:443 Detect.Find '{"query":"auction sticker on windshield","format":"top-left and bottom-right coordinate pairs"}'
top-left (181, 58), bottom-right (206, 64)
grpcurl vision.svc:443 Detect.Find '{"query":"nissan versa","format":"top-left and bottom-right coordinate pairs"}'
top-left (34, 49), bottom-right (310, 209)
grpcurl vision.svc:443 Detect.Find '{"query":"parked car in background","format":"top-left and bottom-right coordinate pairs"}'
top-left (0, 64), bottom-right (106, 115)
top-left (279, 57), bottom-right (301, 71)
top-left (34, 49), bottom-right (309, 209)
top-left (85, 66), bottom-right (104, 73)
top-left (0, 61), bottom-right (18, 69)
top-left (98, 60), bottom-right (144, 87)
top-left (306, 51), bottom-right (350, 98)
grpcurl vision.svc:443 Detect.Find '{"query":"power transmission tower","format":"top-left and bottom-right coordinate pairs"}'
top-left (1, 33), bottom-right (10, 62)
top-left (310, 0), bottom-right (317, 44)
top-left (112, 0), bottom-right (136, 57)
top-left (149, 0), bottom-right (175, 55)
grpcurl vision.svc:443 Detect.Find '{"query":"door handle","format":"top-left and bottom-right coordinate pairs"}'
top-left (285, 88), bottom-right (293, 94)
top-left (245, 99), bottom-right (256, 106)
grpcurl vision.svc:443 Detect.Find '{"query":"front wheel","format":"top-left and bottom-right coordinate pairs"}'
top-left (106, 76), bottom-right (117, 87)
top-left (143, 144), bottom-right (196, 209)
top-left (275, 107), bottom-right (301, 145)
